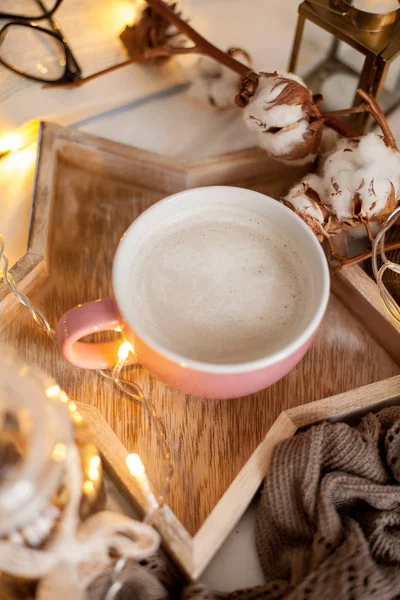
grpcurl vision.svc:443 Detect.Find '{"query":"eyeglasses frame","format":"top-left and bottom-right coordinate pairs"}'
top-left (0, 0), bottom-right (82, 84)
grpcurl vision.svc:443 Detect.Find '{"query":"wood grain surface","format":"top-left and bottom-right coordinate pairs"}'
top-left (1, 124), bottom-right (400, 536)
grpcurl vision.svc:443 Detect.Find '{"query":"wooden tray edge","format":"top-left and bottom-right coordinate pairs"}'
top-left (332, 265), bottom-right (400, 365)
top-left (76, 402), bottom-right (195, 579)
top-left (191, 374), bottom-right (400, 577)
top-left (78, 374), bottom-right (400, 580)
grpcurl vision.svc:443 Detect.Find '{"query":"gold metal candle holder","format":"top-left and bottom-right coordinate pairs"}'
top-left (289, 0), bottom-right (400, 131)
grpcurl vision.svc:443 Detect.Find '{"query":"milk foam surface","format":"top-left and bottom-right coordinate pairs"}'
top-left (128, 205), bottom-right (313, 364)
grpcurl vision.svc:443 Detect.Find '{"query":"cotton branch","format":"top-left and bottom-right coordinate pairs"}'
top-left (145, 0), bottom-right (249, 76)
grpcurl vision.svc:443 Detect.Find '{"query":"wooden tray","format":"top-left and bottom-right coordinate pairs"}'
top-left (2, 122), bottom-right (400, 579)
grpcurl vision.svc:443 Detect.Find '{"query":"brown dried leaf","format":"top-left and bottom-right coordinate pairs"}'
top-left (268, 77), bottom-right (321, 120)
top-left (281, 199), bottom-right (323, 239)
top-left (120, 3), bottom-right (183, 59)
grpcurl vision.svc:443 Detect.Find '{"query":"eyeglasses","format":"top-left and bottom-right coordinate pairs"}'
top-left (0, 0), bottom-right (82, 84)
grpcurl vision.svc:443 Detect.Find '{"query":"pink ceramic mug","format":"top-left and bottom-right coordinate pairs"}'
top-left (57, 186), bottom-right (330, 399)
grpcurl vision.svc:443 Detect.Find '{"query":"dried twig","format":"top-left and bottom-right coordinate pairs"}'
top-left (357, 88), bottom-right (397, 149)
top-left (322, 89), bottom-right (397, 145)
top-left (322, 105), bottom-right (366, 118)
top-left (322, 115), bottom-right (362, 138)
top-left (48, 0), bottom-right (249, 90)
top-left (47, 46), bottom-right (198, 89)
top-left (145, 0), bottom-right (249, 76)
top-left (333, 241), bottom-right (400, 270)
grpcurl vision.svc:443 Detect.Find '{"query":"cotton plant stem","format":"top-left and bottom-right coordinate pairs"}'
top-left (321, 103), bottom-right (366, 137)
top-left (323, 115), bottom-right (362, 138)
top-left (50, 0), bottom-right (251, 90)
top-left (322, 88), bottom-right (396, 139)
top-left (357, 88), bottom-right (397, 149)
top-left (336, 241), bottom-right (400, 269)
top-left (322, 105), bottom-right (367, 118)
top-left (47, 46), bottom-right (199, 89)
top-left (321, 90), bottom-right (396, 144)
top-left (145, 0), bottom-right (250, 76)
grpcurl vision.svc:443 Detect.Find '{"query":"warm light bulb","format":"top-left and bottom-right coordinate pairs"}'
top-left (0, 133), bottom-right (24, 154)
top-left (118, 341), bottom-right (133, 361)
top-left (45, 384), bottom-right (61, 398)
top-left (126, 453), bottom-right (145, 476)
top-left (83, 480), bottom-right (95, 494)
top-left (59, 391), bottom-right (69, 403)
top-left (52, 442), bottom-right (67, 462)
top-left (88, 468), bottom-right (100, 481)
top-left (0, 120), bottom-right (39, 156)
top-left (89, 456), bottom-right (101, 469)
top-left (88, 454), bottom-right (101, 482)
top-left (114, 0), bottom-right (145, 28)
top-left (2, 144), bottom-right (37, 172)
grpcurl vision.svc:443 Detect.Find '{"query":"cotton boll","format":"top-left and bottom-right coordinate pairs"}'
top-left (358, 133), bottom-right (393, 166)
top-left (280, 127), bottom-right (400, 243)
top-left (191, 60), bottom-right (240, 108)
top-left (322, 139), bottom-right (359, 179)
top-left (282, 174), bottom-right (340, 240)
top-left (242, 77), bottom-right (276, 126)
top-left (322, 140), bottom-right (361, 222)
top-left (208, 79), bottom-right (238, 109)
top-left (190, 48), bottom-right (250, 109)
top-left (284, 180), bottom-right (325, 223)
top-left (325, 145), bottom-right (359, 171)
top-left (303, 173), bottom-right (326, 198)
top-left (243, 74), bottom-right (307, 128)
top-left (187, 77), bottom-right (213, 105)
top-left (220, 65), bottom-right (241, 87)
top-left (326, 170), bottom-right (354, 221)
top-left (356, 167), bottom-right (394, 218)
top-left (334, 137), bottom-right (359, 153)
top-left (286, 192), bottom-right (324, 222)
top-left (244, 113), bottom-right (268, 134)
top-left (358, 134), bottom-right (400, 186)
top-left (364, 178), bottom-right (393, 219)
top-left (281, 72), bottom-right (307, 87)
top-left (324, 158), bottom-right (356, 180)
top-left (322, 132), bottom-right (400, 225)
top-left (259, 120), bottom-right (308, 157)
top-left (196, 55), bottom-right (222, 79)
top-left (262, 103), bottom-right (304, 128)
top-left (242, 71), bottom-right (323, 163)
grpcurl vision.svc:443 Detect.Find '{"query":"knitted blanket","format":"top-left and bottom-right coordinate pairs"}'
top-left (90, 406), bottom-right (400, 600)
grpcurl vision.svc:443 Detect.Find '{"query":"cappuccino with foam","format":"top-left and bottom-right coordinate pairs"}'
top-left (128, 204), bottom-right (313, 364)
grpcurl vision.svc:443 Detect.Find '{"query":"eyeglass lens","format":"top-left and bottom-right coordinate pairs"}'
top-left (0, 24), bottom-right (66, 81)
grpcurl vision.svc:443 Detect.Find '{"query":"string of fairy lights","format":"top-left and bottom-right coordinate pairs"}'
top-left (0, 232), bottom-right (174, 507)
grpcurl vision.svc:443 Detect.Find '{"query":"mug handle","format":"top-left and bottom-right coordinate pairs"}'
top-left (56, 298), bottom-right (138, 370)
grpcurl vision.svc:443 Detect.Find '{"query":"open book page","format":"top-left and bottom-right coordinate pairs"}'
top-left (0, 0), bottom-right (185, 135)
